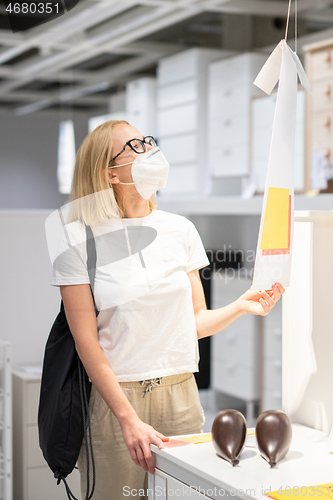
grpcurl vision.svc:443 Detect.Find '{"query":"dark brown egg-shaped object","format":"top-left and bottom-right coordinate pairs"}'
top-left (211, 410), bottom-right (247, 466)
top-left (256, 410), bottom-right (292, 468)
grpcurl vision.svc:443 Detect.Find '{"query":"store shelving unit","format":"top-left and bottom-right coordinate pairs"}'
top-left (156, 193), bottom-right (333, 216)
top-left (12, 369), bottom-right (80, 500)
top-left (304, 37), bottom-right (333, 193)
top-left (126, 76), bottom-right (156, 137)
top-left (207, 52), bottom-right (266, 179)
top-left (211, 271), bottom-right (262, 426)
top-left (0, 342), bottom-right (12, 500)
top-left (156, 48), bottom-right (230, 196)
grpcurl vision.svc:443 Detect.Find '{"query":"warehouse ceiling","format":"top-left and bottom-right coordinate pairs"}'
top-left (0, 0), bottom-right (332, 115)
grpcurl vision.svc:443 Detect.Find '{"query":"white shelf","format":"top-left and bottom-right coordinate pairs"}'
top-left (3, 196), bottom-right (333, 218)
top-left (156, 193), bottom-right (333, 216)
top-left (13, 371), bottom-right (80, 500)
top-left (0, 342), bottom-right (12, 500)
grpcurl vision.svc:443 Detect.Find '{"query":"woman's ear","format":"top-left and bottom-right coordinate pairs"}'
top-left (108, 169), bottom-right (120, 185)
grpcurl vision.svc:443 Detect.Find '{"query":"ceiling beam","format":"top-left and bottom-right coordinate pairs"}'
top-left (206, 0), bottom-right (288, 16)
top-left (124, 41), bottom-right (186, 54)
top-left (0, 0), bottom-right (137, 65)
top-left (1, 34), bottom-right (185, 56)
top-left (302, 7), bottom-right (333, 24)
top-left (4, 4), bottom-right (174, 78)
top-left (3, 0), bottom-right (333, 114)
top-left (206, 0), bottom-right (333, 17)
top-left (0, 66), bottom-right (91, 82)
top-left (0, 0), bottom-right (209, 110)
top-left (0, 31), bottom-right (24, 45)
top-left (294, 0), bottom-right (333, 13)
top-left (0, 39), bottom-right (184, 84)
top-left (0, 90), bottom-right (109, 105)
top-left (0, 2), bottom-right (193, 97)
top-left (14, 52), bottom-right (164, 115)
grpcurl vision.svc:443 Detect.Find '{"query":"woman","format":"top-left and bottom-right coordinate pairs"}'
top-left (51, 120), bottom-right (284, 500)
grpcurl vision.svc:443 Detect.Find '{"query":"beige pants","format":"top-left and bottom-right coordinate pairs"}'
top-left (78, 373), bottom-right (205, 500)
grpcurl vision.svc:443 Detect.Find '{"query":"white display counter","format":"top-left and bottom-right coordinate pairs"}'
top-left (149, 210), bottom-right (333, 499)
top-left (283, 211), bottom-right (333, 433)
top-left (149, 425), bottom-right (333, 499)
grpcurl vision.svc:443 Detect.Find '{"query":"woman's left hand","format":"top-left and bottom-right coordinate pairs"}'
top-left (237, 282), bottom-right (285, 316)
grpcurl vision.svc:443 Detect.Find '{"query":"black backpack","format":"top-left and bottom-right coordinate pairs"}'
top-left (38, 225), bottom-right (97, 500)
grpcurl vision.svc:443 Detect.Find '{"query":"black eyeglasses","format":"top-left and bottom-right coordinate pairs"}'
top-left (109, 136), bottom-right (158, 164)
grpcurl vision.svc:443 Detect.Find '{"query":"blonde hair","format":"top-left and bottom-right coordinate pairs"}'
top-left (66, 120), bottom-right (157, 226)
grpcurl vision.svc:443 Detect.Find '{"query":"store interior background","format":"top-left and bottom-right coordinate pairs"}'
top-left (1, 1), bottom-right (333, 497)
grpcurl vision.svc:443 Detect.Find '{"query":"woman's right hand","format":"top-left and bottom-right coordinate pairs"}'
top-left (119, 415), bottom-right (169, 474)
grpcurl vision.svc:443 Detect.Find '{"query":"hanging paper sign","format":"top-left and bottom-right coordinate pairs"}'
top-left (251, 40), bottom-right (311, 291)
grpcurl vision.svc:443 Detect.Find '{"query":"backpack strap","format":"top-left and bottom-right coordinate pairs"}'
top-left (85, 225), bottom-right (98, 316)
top-left (82, 225), bottom-right (97, 500)
top-left (85, 225), bottom-right (97, 293)
top-left (59, 226), bottom-right (98, 316)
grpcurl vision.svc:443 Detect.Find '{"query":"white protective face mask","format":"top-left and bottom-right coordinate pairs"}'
top-left (109, 147), bottom-right (169, 200)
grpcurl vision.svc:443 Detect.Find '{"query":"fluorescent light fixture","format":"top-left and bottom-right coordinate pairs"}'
top-left (59, 81), bottom-right (110, 102)
top-left (57, 120), bottom-right (76, 194)
top-left (15, 99), bottom-right (53, 116)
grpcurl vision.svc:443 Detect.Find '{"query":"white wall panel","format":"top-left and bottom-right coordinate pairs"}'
top-left (126, 77), bottom-right (156, 136)
top-left (209, 143), bottom-right (249, 177)
top-left (0, 210), bottom-right (59, 367)
top-left (212, 331), bottom-right (257, 369)
top-left (158, 134), bottom-right (197, 165)
top-left (157, 79), bottom-right (197, 109)
top-left (157, 102), bottom-right (197, 137)
top-left (209, 115), bottom-right (249, 149)
top-left (212, 361), bottom-right (260, 401)
top-left (157, 50), bottom-right (198, 85)
top-left (209, 53), bottom-right (267, 88)
top-left (208, 84), bottom-right (251, 119)
top-left (263, 392), bottom-right (282, 411)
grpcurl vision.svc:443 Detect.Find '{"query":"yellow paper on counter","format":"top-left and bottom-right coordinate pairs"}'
top-left (177, 429), bottom-right (255, 445)
top-left (267, 483), bottom-right (333, 500)
top-left (180, 433), bottom-right (212, 444)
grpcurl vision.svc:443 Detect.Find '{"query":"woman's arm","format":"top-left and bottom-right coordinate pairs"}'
top-left (60, 283), bottom-right (169, 474)
top-left (187, 269), bottom-right (285, 339)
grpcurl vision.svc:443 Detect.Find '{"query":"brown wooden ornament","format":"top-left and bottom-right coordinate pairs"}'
top-left (256, 410), bottom-right (292, 467)
top-left (211, 410), bottom-right (247, 466)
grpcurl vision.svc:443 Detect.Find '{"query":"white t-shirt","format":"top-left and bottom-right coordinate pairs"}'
top-left (51, 209), bottom-right (210, 382)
